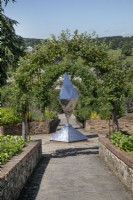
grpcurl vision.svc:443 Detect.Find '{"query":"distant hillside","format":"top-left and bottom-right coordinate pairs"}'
top-left (23, 35), bottom-right (133, 50)
top-left (23, 38), bottom-right (42, 47)
top-left (99, 36), bottom-right (133, 49)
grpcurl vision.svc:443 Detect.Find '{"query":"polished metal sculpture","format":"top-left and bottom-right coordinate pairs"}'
top-left (50, 73), bottom-right (87, 142)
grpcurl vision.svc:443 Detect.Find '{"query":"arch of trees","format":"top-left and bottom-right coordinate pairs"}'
top-left (4, 30), bottom-right (130, 139)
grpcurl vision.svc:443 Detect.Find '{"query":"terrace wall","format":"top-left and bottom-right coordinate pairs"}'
top-left (99, 137), bottom-right (133, 193)
top-left (0, 118), bottom-right (60, 136)
top-left (0, 140), bottom-right (42, 200)
top-left (85, 117), bottom-right (133, 135)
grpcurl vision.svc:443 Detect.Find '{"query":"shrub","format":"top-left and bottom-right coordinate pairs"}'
top-left (121, 43), bottom-right (132, 56)
top-left (0, 108), bottom-right (22, 125)
top-left (90, 111), bottom-right (101, 120)
top-left (44, 109), bottom-right (57, 120)
top-left (75, 108), bottom-right (91, 123)
top-left (110, 131), bottom-right (133, 153)
top-left (0, 135), bottom-right (26, 164)
top-left (27, 109), bottom-right (57, 121)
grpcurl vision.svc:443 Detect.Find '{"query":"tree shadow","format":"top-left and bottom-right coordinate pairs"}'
top-left (51, 146), bottom-right (99, 158)
top-left (17, 155), bottom-right (50, 200)
top-left (86, 134), bottom-right (99, 139)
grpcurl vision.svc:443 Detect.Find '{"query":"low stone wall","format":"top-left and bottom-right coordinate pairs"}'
top-left (0, 140), bottom-right (42, 200)
top-left (99, 137), bottom-right (133, 193)
top-left (119, 117), bottom-right (133, 135)
top-left (85, 119), bottom-right (111, 134)
top-left (0, 118), bottom-right (60, 135)
top-left (85, 117), bottom-right (133, 135)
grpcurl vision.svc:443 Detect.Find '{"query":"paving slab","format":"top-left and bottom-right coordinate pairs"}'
top-left (17, 114), bottom-right (133, 200)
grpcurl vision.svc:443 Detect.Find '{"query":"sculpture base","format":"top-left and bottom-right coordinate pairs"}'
top-left (50, 124), bottom-right (87, 142)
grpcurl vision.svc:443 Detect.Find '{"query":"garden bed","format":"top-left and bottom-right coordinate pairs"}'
top-left (0, 118), bottom-right (60, 136)
top-left (0, 140), bottom-right (42, 200)
top-left (99, 137), bottom-right (133, 193)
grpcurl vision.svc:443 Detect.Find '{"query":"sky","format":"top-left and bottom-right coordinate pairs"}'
top-left (4, 0), bottom-right (133, 39)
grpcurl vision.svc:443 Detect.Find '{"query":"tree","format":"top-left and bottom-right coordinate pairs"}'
top-left (121, 43), bottom-right (132, 56)
top-left (96, 57), bottom-right (131, 133)
top-left (0, 0), bottom-right (24, 85)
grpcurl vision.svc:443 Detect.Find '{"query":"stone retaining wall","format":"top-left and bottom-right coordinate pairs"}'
top-left (0, 140), bottom-right (42, 200)
top-left (99, 137), bottom-right (133, 193)
top-left (0, 118), bottom-right (60, 136)
top-left (85, 118), bottom-right (133, 135)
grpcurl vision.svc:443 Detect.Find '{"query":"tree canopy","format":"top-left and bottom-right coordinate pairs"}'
top-left (121, 43), bottom-right (132, 56)
top-left (8, 30), bottom-right (132, 132)
top-left (1, 28), bottom-right (133, 139)
top-left (0, 0), bottom-right (24, 85)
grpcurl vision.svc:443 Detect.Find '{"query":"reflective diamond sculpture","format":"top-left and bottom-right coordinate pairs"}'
top-left (50, 73), bottom-right (87, 142)
top-left (59, 73), bottom-right (78, 123)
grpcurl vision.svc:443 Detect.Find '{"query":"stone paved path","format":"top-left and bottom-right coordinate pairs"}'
top-left (17, 115), bottom-right (133, 200)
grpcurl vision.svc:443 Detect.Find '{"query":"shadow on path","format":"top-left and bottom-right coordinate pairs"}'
top-left (17, 156), bottom-right (50, 200)
top-left (51, 146), bottom-right (99, 158)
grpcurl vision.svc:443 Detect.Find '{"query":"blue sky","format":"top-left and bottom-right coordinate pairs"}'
top-left (4, 0), bottom-right (133, 39)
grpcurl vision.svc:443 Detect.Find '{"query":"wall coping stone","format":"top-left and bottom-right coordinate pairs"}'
top-left (99, 137), bottom-right (133, 169)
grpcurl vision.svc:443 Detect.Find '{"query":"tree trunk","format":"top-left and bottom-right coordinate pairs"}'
top-left (112, 107), bottom-right (119, 132)
top-left (107, 119), bottom-right (112, 138)
top-left (42, 107), bottom-right (45, 119)
top-left (22, 111), bottom-right (27, 141)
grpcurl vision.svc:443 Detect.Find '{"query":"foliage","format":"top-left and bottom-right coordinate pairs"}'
top-left (1, 84), bottom-right (13, 107)
top-left (1, 1), bottom-right (132, 140)
top-left (0, 107), bottom-right (22, 125)
top-left (3, 0), bottom-right (16, 6)
top-left (0, 134), bottom-right (26, 165)
top-left (48, 89), bottom-right (63, 113)
top-left (95, 56), bottom-right (131, 131)
top-left (0, 106), bottom-right (56, 126)
top-left (99, 36), bottom-right (133, 50)
top-left (121, 43), bottom-right (132, 56)
top-left (1, 0), bottom-right (25, 85)
top-left (5, 30), bottom-right (132, 136)
top-left (44, 109), bottom-right (57, 120)
top-left (108, 48), bottom-right (133, 68)
top-left (75, 108), bottom-right (91, 122)
top-left (23, 35), bottom-right (133, 51)
top-left (90, 111), bottom-right (101, 120)
top-left (27, 109), bottom-right (57, 121)
top-left (110, 132), bottom-right (133, 153)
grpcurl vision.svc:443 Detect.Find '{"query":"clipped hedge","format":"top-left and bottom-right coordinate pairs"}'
top-left (0, 108), bottom-right (22, 125)
top-left (0, 107), bottom-right (57, 126)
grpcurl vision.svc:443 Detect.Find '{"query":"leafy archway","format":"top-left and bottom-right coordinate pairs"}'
top-left (8, 30), bottom-right (131, 139)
